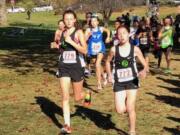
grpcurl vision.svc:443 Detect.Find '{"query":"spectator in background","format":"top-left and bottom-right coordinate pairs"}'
top-left (55, 20), bottom-right (65, 47)
top-left (124, 12), bottom-right (131, 27)
top-left (27, 9), bottom-right (31, 20)
top-left (158, 16), bottom-right (174, 73)
top-left (130, 19), bottom-right (140, 46)
top-left (136, 21), bottom-right (151, 72)
top-left (83, 12), bottom-right (92, 31)
top-left (111, 18), bottom-right (121, 46)
top-left (174, 5), bottom-right (180, 47)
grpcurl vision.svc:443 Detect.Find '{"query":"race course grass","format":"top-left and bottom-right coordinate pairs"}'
top-left (0, 6), bottom-right (179, 135)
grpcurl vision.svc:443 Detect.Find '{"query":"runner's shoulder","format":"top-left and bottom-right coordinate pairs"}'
top-left (75, 29), bottom-right (84, 36)
top-left (110, 46), bottom-right (116, 54)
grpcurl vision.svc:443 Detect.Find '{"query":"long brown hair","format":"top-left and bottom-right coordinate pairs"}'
top-left (63, 10), bottom-right (79, 29)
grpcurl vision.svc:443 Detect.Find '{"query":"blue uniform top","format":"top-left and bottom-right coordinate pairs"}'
top-left (87, 27), bottom-right (106, 56)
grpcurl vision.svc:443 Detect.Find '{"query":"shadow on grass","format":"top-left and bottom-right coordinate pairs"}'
top-left (148, 62), bottom-right (169, 76)
top-left (158, 86), bottom-right (180, 94)
top-left (167, 117), bottom-right (180, 123)
top-left (72, 105), bottom-right (128, 135)
top-left (0, 26), bottom-right (58, 76)
top-left (164, 117), bottom-right (180, 135)
top-left (173, 49), bottom-right (180, 55)
top-left (83, 79), bottom-right (98, 93)
top-left (146, 93), bottom-right (180, 108)
top-left (171, 74), bottom-right (180, 79)
top-left (35, 96), bottom-right (63, 129)
top-left (171, 58), bottom-right (180, 62)
top-left (163, 127), bottom-right (180, 135)
top-left (156, 77), bottom-right (180, 88)
top-left (10, 22), bottom-right (56, 30)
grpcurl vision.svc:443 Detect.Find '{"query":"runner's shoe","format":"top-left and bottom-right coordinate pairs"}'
top-left (60, 124), bottom-right (72, 134)
top-left (129, 131), bottom-right (136, 135)
top-left (83, 92), bottom-right (91, 107)
top-left (103, 79), bottom-right (108, 87)
top-left (97, 83), bottom-right (102, 90)
top-left (164, 68), bottom-right (172, 74)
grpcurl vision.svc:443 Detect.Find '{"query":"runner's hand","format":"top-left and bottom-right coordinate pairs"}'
top-left (65, 36), bottom-right (73, 45)
top-left (50, 42), bottom-right (59, 49)
top-left (87, 31), bottom-right (92, 39)
top-left (105, 37), bottom-right (111, 43)
top-left (138, 69), bottom-right (147, 78)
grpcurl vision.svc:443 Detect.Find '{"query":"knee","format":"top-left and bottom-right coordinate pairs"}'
top-left (126, 106), bottom-right (135, 113)
top-left (63, 94), bottom-right (69, 102)
top-left (167, 57), bottom-right (171, 61)
top-left (116, 107), bottom-right (126, 114)
top-left (95, 63), bottom-right (101, 68)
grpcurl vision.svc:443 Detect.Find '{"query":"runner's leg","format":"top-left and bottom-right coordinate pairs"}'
top-left (126, 89), bottom-right (137, 133)
top-left (96, 53), bottom-right (104, 90)
top-left (60, 77), bottom-right (71, 126)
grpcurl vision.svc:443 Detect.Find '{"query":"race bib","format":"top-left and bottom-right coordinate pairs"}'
top-left (117, 68), bottom-right (133, 82)
top-left (152, 27), bottom-right (156, 32)
top-left (140, 37), bottom-right (148, 45)
top-left (91, 42), bottom-right (102, 54)
top-left (63, 51), bottom-right (77, 63)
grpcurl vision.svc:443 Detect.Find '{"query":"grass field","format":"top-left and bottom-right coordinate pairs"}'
top-left (0, 6), bottom-right (179, 135)
top-left (6, 6), bottom-right (177, 29)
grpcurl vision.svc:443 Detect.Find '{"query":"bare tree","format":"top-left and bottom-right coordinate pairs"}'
top-left (146, 0), bottom-right (150, 6)
top-left (52, 0), bottom-right (144, 25)
top-left (0, 0), bottom-right (7, 26)
top-left (51, 0), bottom-right (79, 13)
top-left (90, 0), bottom-right (144, 26)
top-left (33, 0), bottom-right (48, 6)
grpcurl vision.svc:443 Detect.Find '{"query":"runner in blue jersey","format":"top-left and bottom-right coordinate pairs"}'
top-left (85, 14), bottom-right (110, 90)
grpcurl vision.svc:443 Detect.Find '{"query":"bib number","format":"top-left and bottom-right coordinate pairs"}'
top-left (140, 37), bottom-right (148, 45)
top-left (91, 42), bottom-right (102, 54)
top-left (117, 68), bottom-right (133, 82)
top-left (63, 51), bottom-right (77, 63)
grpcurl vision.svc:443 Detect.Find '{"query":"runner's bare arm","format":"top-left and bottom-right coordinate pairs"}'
top-left (150, 31), bottom-right (154, 42)
top-left (137, 32), bottom-right (142, 38)
top-left (65, 29), bottom-right (87, 55)
top-left (134, 46), bottom-right (147, 77)
top-left (54, 30), bottom-right (60, 42)
top-left (84, 28), bottom-right (91, 41)
top-left (103, 27), bottom-right (111, 43)
top-left (51, 30), bottom-right (62, 49)
top-left (106, 47), bottom-right (115, 82)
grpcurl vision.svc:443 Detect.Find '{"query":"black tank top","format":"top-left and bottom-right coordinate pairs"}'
top-left (113, 44), bottom-right (137, 84)
top-left (140, 35), bottom-right (150, 47)
top-left (59, 29), bottom-right (80, 65)
top-left (139, 28), bottom-right (150, 48)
